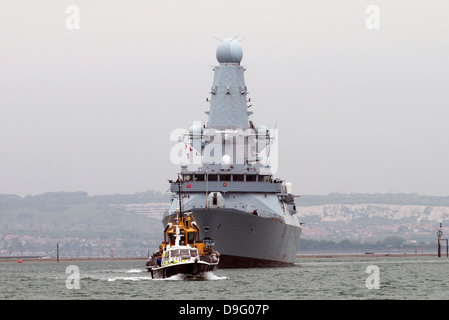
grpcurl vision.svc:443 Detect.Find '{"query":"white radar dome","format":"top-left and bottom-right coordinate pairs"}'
top-left (216, 38), bottom-right (243, 64)
top-left (221, 154), bottom-right (231, 165)
top-left (189, 125), bottom-right (203, 135)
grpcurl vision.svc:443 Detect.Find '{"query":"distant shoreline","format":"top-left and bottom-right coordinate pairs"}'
top-left (0, 252), bottom-right (443, 263)
top-left (296, 253), bottom-right (438, 259)
top-left (0, 256), bottom-right (147, 263)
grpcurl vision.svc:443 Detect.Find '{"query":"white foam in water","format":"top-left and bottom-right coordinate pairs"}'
top-left (108, 276), bottom-right (152, 282)
top-left (202, 272), bottom-right (228, 280)
top-left (157, 274), bottom-right (185, 281)
top-left (107, 271), bottom-right (227, 282)
top-left (125, 268), bottom-right (144, 273)
top-left (160, 272), bottom-right (227, 281)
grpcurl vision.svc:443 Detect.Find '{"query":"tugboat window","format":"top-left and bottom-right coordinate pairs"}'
top-left (233, 174), bottom-right (244, 181)
top-left (208, 174), bottom-right (218, 181)
top-left (187, 232), bottom-right (195, 243)
top-left (183, 175), bottom-right (191, 181)
top-left (181, 250), bottom-right (190, 259)
top-left (169, 233), bottom-right (176, 245)
top-left (180, 231), bottom-right (186, 244)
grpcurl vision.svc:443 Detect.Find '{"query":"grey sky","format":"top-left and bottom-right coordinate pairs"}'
top-left (1, 0), bottom-right (448, 196)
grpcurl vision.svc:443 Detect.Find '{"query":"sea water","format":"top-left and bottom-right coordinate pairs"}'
top-left (1, 256), bottom-right (449, 300)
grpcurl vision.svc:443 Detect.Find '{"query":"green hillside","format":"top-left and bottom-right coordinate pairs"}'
top-left (0, 191), bottom-right (168, 257)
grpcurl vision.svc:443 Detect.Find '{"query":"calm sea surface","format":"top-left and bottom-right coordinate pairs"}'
top-left (1, 256), bottom-right (449, 300)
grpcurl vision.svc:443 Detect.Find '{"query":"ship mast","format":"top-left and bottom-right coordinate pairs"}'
top-left (177, 173), bottom-right (183, 218)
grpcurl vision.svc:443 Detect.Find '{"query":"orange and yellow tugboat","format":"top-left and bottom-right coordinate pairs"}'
top-left (145, 210), bottom-right (220, 279)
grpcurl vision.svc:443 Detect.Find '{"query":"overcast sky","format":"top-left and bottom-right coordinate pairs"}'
top-left (1, 0), bottom-right (448, 197)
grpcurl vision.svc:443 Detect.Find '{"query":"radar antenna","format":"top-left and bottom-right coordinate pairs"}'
top-left (265, 120), bottom-right (278, 166)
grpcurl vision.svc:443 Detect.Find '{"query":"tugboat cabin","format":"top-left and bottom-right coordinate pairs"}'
top-left (163, 212), bottom-right (211, 255)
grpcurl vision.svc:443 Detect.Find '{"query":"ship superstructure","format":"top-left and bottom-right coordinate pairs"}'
top-left (163, 38), bottom-right (302, 267)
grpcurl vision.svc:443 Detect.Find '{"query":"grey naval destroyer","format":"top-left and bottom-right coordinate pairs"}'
top-left (163, 38), bottom-right (302, 268)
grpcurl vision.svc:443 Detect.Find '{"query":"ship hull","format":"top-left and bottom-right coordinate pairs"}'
top-left (163, 208), bottom-right (301, 268)
top-left (147, 261), bottom-right (218, 279)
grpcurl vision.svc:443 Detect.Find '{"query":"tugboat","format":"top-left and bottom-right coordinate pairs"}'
top-left (145, 179), bottom-right (220, 279)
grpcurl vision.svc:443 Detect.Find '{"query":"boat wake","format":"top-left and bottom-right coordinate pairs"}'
top-left (107, 276), bottom-right (152, 282)
top-left (202, 272), bottom-right (228, 281)
top-left (125, 268), bottom-right (145, 273)
top-left (153, 271), bottom-right (227, 281)
top-left (107, 270), bottom-right (227, 282)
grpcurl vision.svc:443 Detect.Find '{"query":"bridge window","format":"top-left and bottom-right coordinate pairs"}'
top-left (246, 175), bottom-right (257, 181)
top-left (220, 174), bottom-right (231, 181)
top-left (207, 174), bottom-right (218, 181)
top-left (233, 174), bottom-right (244, 181)
top-left (194, 174), bottom-right (205, 181)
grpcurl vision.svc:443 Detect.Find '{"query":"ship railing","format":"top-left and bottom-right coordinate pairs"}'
top-left (163, 207), bottom-right (285, 223)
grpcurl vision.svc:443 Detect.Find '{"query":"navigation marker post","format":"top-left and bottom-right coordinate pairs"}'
top-left (436, 223), bottom-right (448, 258)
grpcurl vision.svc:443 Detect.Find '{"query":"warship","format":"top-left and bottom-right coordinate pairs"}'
top-left (163, 38), bottom-right (302, 268)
